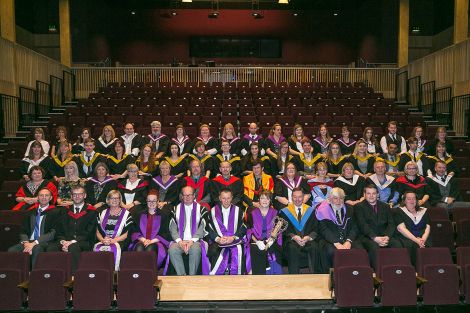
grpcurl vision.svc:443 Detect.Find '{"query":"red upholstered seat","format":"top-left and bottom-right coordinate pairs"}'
top-left (416, 248), bottom-right (459, 305)
top-left (375, 248), bottom-right (416, 306)
top-left (0, 252), bottom-right (29, 311)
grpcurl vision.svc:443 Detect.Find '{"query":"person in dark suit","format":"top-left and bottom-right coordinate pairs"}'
top-left (426, 160), bottom-right (470, 210)
top-left (74, 138), bottom-right (107, 178)
top-left (279, 187), bottom-right (319, 274)
top-left (354, 184), bottom-right (401, 268)
top-left (8, 188), bottom-right (60, 268)
top-left (316, 187), bottom-right (359, 272)
top-left (49, 185), bottom-right (97, 272)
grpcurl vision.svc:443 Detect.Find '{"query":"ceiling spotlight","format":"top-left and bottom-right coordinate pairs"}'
top-left (411, 26), bottom-right (421, 34)
top-left (292, 12), bottom-right (298, 17)
top-left (171, 11), bottom-right (177, 16)
top-left (208, 11), bottom-right (219, 18)
top-left (251, 0), bottom-right (263, 19)
top-left (131, 11), bottom-right (136, 15)
top-left (208, 1), bottom-right (220, 18)
top-left (278, 0), bottom-right (289, 3)
top-left (182, 0), bottom-right (192, 2)
top-left (333, 12), bottom-right (338, 16)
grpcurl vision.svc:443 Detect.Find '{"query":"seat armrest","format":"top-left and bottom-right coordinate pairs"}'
top-left (416, 276), bottom-right (427, 287)
top-left (373, 276), bottom-right (384, 287)
top-left (153, 279), bottom-right (163, 291)
top-left (63, 278), bottom-right (74, 289)
top-left (328, 268), bottom-right (334, 291)
top-left (18, 280), bottom-right (29, 290)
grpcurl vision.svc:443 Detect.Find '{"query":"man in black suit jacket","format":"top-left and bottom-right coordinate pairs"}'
top-left (315, 187), bottom-right (360, 272)
top-left (49, 185), bottom-right (98, 271)
top-left (8, 188), bottom-right (60, 268)
top-left (354, 184), bottom-right (401, 267)
top-left (426, 160), bottom-right (470, 210)
top-left (279, 188), bottom-right (319, 274)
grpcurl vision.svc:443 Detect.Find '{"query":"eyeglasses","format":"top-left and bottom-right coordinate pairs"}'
top-left (72, 193), bottom-right (85, 197)
top-left (109, 197), bottom-right (120, 200)
top-left (147, 200), bottom-right (158, 203)
top-left (182, 194), bottom-right (194, 197)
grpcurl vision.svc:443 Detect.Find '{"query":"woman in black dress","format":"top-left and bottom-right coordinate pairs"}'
top-left (395, 190), bottom-right (431, 265)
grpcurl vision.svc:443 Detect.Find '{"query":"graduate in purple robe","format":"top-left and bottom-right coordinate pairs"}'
top-left (245, 190), bottom-right (283, 275)
top-left (130, 190), bottom-right (170, 270)
top-left (94, 190), bottom-right (134, 271)
top-left (166, 186), bottom-right (210, 275)
top-left (207, 189), bottom-right (246, 275)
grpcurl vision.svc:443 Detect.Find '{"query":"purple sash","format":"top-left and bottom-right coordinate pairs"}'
top-left (152, 175), bottom-right (178, 190)
top-left (94, 209), bottom-right (127, 270)
top-left (267, 135), bottom-right (285, 150)
top-left (211, 205), bottom-right (242, 275)
top-left (315, 201), bottom-right (349, 229)
top-left (163, 202), bottom-right (210, 275)
top-left (130, 213), bottom-right (169, 269)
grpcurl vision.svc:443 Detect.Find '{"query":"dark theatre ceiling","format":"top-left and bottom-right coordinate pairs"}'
top-left (14, 0), bottom-right (455, 64)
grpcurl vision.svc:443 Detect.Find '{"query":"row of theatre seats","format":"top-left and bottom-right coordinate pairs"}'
top-left (1, 248), bottom-right (470, 310)
top-left (0, 251), bottom-right (160, 311)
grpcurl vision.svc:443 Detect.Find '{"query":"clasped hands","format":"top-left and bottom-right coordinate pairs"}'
top-left (292, 235), bottom-right (312, 247)
top-left (101, 236), bottom-right (116, 246)
top-left (373, 236), bottom-right (390, 247)
top-left (215, 236), bottom-right (235, 245)
top-left (178, 240), bottom-right (195, 254)
top-left (139, 237), bottom-right (159, 247)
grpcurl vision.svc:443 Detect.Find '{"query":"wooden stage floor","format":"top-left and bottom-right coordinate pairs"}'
top-left (159, 274), bottom-right (331, 302)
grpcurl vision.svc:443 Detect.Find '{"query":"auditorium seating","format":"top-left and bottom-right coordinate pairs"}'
top-left (416, 248), bottom-right (460, 305)
top-left (117, 251), bottom-right (161, 310)
top-left (457, 247), bottom-right (470, 303)
top-left (332, 249), bottom-right (374, 308)
top-left (375, 248), bottom-right (416, 306)
top-left (28, 252), bottom-right (72, 311)
top-left (0, 252), bottom-right (29, 311)
top-left (73, 251), bottom-right (114, 310)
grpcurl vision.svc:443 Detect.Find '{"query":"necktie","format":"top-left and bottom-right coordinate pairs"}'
top-left (392, 135), bottom-right (396, 142)
top-left (297, 207), bottom-right (302, 222)
top-left (372, 204), bottom-right (378, 214)
top-left (441, 176), bottom-right (446, 182)
top-left (251, 135), bottom-right (255, 140)
top-left (74, 207), bottom-right (80, 214)
top-left (391, 155), bottom-right (395, 162)
top-left (86, 155), bottom-right (92, 175)
top-left (335, 209), bottom-right (342, 224)
top-left (33, 209), bottom-right (43, 240)
top-left (225, 155), bottom-right (228, 161)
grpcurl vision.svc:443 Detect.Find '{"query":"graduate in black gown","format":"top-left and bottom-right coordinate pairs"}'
top-left (211, 161), bottom-right (244, 208)
top-left (107, 139), bottom-right (135, 177)
top-left (163, 142), bottom-right (189, 178)
top-left (395, 190), bottom-right (431, 265)
top-left (240, 122), bottom-right (265, 157)
top-left (333, 162), bottom-right (366, 208)
top-left (50, 141), bottom-right (74, 180)
top-left (240, 142), bottom-right (271, 176)
top-left (316, 187), bottom-right (359, 272)
top-left (141, 120), bottom-right (170, 160)
top-left (20, 141), bottom-right (53, 180)
top-left (221, 123), bottom-right (242, 156)
top-left (95, 125), bottom-right (118, 155)
top-left (149, 160), bottom-right (181, 213)
top-left (273, 162), bottom-right (311, 211)
top-left (85, 162), bottom-right (118, 212)
top-left (214, 139), bottom-right (241, 177)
